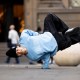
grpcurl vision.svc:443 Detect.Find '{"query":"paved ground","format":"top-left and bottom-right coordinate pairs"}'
top-left (0, 63), bottom-right (80, 80)
top-left (0, 43), bottom-right (80, 80)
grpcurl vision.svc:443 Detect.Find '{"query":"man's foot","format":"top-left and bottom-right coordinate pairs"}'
top-left (65, 27), bottom-right (80, 35)
top-left (29, 62), bottom-right (34, 65)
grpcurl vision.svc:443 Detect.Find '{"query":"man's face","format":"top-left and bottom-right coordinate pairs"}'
top-left (16, 46), bottom-right (27, 56)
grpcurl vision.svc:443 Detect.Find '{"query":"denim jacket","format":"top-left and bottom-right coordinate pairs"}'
top-left (19, 29), bottom-right (58, 69)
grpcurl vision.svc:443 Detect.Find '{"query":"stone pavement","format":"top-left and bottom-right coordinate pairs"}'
top-left (0, 63), bottom-right (80, 80)
top-left (0, 43), bottom-right (80, 80)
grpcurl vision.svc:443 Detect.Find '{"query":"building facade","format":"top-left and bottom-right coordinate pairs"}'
top-left (0, 0), bottom-right (80, 41)
top-left (24, 0), bottom-right (80, 31)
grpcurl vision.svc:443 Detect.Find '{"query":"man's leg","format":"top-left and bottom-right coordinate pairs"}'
top-left (15, 57), bottom-right (20, 64)
top-left (65, 27), bottom-right (80, 44)
top-left (6, 57), bottom-right (11, 63)
top-left (43, 13), bottom-right (70, 50)
top-left (44, 13), bottom-right (69, 34)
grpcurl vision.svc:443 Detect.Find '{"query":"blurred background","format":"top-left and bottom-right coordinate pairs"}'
top-left (0, 0), bottom-right (80, 63)
top-left (0, 0), bottom-right (80, 42)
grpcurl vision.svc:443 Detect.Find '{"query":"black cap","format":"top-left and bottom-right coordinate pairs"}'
top-left (6, 48), bottom-right (18, 58)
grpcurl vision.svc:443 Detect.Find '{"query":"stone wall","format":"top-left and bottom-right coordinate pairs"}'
top-left (24, 0), bottom-right (80, 30)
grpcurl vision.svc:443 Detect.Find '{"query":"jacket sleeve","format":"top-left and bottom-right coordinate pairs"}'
top-left (41, 53), bottom-right (50, 69)
top-left (21, 29), bottom-right (39, 37)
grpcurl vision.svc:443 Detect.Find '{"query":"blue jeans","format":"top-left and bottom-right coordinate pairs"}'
top-left (6, 57), bottom-right (20, 64)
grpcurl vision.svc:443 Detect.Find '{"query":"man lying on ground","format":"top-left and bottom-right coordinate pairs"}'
top-left (6, 13), bottom-right (80, 69)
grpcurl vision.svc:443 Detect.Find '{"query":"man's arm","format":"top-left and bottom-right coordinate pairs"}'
top-left (41, 53), bottom-right (50, 69)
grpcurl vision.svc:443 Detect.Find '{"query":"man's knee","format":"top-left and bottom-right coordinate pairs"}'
top-left (45, 13), bottom-right (57, 20)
